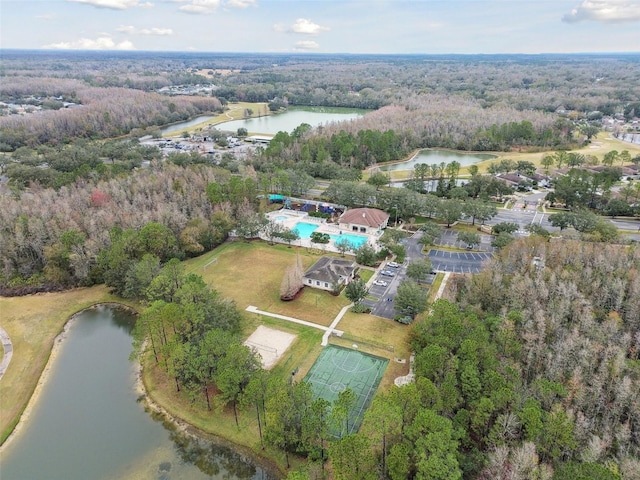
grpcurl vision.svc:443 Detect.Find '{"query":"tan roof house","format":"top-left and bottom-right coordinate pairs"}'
top-left (338, 207), bottom-right (389, 234)
top-left (303, 256), bottom-right (356, 292)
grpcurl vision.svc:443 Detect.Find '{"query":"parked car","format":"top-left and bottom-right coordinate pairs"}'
top-left (373, 280), bottom-right (388, 287)
top-left (387, 261), bottom-right (400, 268)
top-left (381, 270), bottom-right (395, 277)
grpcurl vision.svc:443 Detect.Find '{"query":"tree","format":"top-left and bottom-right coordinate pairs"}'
top-left (277, 227), bottom-right (300, 247)
top-left (420, 222), bottom-right (442, 246)
top-left (395, 280), bottom-right (429, 319)
top-left (335, 238), bottom-right (354, 256)
top-left (215, 343), bottom-right (261, 426)
top-left (492, 232), bottom-right (514, 249)
top-left (492, 222), bottom-right (519, 234)
top-left (406, 259), bottom-right (434, 282)
top-left (280, 254), bottom-right (304, 300)
top-left (438, 199), bottom-right (463, 227)
top-left (355, 243), bottom-right (377, 266)
top-left (329, 434), bottom-right (377, 480)
top-left (457, 231), bottom-right (481, 249)
top-left (332, 388), bottom-right (357, 436)
top-left (345, 279), bottom-right (368, 306)
top-left (366, 171), bottom-right (390, 190)
top-left (541, 154), bottom-right (554, 173)
top-left (525, 223), bottom-right (551, 238)
top-left (548, 211), bottom-right (575, 230)
top-left (236, 127), bottom-right (248, 138)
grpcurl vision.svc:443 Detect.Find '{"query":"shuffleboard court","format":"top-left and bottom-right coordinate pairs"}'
top-left (304, 345), bottom-right (388, 436)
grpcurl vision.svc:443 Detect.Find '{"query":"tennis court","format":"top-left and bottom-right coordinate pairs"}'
top-left (304, 345), bottom-right (388, 436)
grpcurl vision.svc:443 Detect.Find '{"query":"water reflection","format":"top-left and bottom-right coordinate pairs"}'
top-left (1, 305), bottom-right (278, 480)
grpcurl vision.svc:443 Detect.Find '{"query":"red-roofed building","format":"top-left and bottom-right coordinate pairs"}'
top-left (338, 207), bottom-right (389, 234)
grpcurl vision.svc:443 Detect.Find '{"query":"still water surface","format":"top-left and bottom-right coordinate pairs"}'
top-left (377, 149), bottom-right (498, 171)
top-left (1, 306), bottom-right (276, 480)
top-left (160, 106), bottom-right (366, 136)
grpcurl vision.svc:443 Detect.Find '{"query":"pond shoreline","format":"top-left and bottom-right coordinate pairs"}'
top-left (0, 302), bottom-right (136, 453)
top-left (1, 302), bottom-right (283, 479)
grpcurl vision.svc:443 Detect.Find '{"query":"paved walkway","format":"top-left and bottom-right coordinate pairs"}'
top-left (245, 305), bottom-right (344, 346)
top-left (322, 303), bottom-right (353, 346)
top-left (0, 326), bottom-right (13, 381)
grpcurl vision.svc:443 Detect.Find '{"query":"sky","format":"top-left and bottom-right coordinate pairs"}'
top-left (0, 0), bottom-right (639, 54)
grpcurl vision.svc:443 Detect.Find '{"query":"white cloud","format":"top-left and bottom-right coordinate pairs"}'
top-left (175, 0), bottom-right (221, 14)
top-left (36, 13), bottom-right (56, 20)
top-left (43, 36), bottom-right (135, 50)
top-left (225, 0), bottom-right (256, 8)
top-left (117, 25), bottom-right (173, 35)
top-left (563, 0), bottom-right (640, 23)
top-left (294, 40), bottom-right (320, 51)
top-left (290, 18), bottom-right (330, 35)
top-left (68, 0), bottom-right (153, 9)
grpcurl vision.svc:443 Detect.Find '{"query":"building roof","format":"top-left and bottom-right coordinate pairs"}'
top-left (304, 256), bottom-right (356, 285)
top-left (339, 208), bottom-right (389, 228)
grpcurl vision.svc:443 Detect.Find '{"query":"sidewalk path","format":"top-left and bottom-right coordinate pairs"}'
top-left (0, 326), bottom-right (13, 381)
top-left (322, 303), bottom-right (353, 347)
top-left (245, 306), bottom-right (344, 345)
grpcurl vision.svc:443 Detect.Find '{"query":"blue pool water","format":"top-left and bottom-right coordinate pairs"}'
top-left (330, 233), bottom-right (368, 248)
top-left (274, 215), bottom-right (289, 221)
top-left (293, 222), bottom-right (319, 238)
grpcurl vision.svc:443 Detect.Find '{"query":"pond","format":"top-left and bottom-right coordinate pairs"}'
top-left (1, 305), bottom-right (277, 480)
top-left (160, 115), bottom-right (218, 135)
top-left (160, 106), bottom-right (366, 136)
top-left (376, 149), bottom-right (498, 172)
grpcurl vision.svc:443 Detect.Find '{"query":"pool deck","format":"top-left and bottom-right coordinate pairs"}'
top-left (264, 209), bottom-right (380, 253)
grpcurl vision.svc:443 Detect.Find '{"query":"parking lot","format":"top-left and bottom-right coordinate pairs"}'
top-left (428, 250), bottom-right (493, 274)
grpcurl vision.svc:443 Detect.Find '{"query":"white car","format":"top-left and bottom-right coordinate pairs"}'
top-left (373, 280), bottom-right (388, 287)
top-left (387, 261), bottom-right (400, 268)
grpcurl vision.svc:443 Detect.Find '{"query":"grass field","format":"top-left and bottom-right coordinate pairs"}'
top-left (0, 286), bottom-right (138, 445)
top-left (185, 241), bottom-right (351, 327)
top-left (0, 240), bottom-right (416, 467)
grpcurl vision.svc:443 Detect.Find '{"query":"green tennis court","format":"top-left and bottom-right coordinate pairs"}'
top-left (304, 345), bottom-right (388, 436)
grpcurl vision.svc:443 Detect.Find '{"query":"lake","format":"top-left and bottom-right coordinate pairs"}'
top-left (160, 106), bottom-right (366, 136)
top-left (376, 149), bottom-right (498, 172)
top-left (0, 305), bottom-right (276, 480)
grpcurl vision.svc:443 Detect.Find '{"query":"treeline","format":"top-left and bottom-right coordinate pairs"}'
top-left (0, 77), bottom-right (223, 150)
top-left (257, 126), bottom-right (414, 173)
top-left (252, 101), bottom-right (572, 183)
top-left (3, 139), bottom-right (161, 189)
top-left (0, 164), bottom-right (241, 292)
top-left (331, 238), bottom-right (640, 479)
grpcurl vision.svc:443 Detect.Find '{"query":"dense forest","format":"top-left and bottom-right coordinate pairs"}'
top-left (327, 238), bottom-right (640, 479)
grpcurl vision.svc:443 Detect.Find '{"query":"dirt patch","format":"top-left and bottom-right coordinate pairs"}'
top-left (244, 325), bottom-right (297, 370)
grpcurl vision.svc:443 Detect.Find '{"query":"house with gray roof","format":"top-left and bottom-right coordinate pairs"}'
top-left (303, 256), bottom-right (356, 292)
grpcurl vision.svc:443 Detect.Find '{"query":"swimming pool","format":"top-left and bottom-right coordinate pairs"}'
top-left (274, 215), bottom-right (289, 221)
top-left (330, 233), bottom-right (368, 248)
top-left (293, 222), bottom-right (319, 238)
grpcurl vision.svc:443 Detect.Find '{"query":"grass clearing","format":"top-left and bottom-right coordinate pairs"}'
top-left (2, 240), bottom-right (414, 466)
top-left (0, 286), bottom-right (138, 445)
top-left (185, 241), bottom-right (350, 327)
